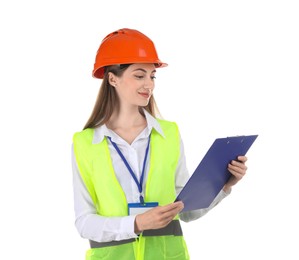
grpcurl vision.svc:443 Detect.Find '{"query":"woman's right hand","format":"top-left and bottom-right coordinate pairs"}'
top-left (134, 201), bottom-right (184, 233)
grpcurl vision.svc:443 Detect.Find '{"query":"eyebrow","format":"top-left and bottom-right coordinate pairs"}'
top-left (132, 68), bottom-right (156, 73)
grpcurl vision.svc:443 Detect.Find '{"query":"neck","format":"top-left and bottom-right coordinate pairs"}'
top-left (108, 106), bottom-right (145, 130)
top-left (107, 106), bottom-right (147, 144)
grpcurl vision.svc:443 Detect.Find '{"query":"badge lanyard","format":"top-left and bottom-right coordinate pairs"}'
top-left (107, 135), bottom-right (151, 205)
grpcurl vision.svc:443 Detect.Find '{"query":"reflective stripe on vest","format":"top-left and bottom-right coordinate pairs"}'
top-left (89, 220), bottom-right (183, 248)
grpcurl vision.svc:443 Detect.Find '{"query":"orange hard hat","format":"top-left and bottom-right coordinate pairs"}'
top-left (92, 28), bottom-right (168, 79)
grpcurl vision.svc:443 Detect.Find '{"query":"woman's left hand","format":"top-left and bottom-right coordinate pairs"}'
top-left (223, 155), bottom-right (248, 193)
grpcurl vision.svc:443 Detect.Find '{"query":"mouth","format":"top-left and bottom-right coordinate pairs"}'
top-left (138, 92), bottom-right (151, 99)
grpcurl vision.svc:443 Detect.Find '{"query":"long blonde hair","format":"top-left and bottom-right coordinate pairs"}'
top-left (83, 64), bottom-right (160, 130)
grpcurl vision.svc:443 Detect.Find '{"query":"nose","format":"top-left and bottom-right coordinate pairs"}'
top-left (144, 76), bottom-right (155, 90)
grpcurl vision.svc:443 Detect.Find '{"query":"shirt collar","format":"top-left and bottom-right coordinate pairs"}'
top-left (92, 109), bottom-right (165, 144)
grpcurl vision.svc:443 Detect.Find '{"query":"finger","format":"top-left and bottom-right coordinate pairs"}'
top-left (228, 167), bottom-right (246, 179)
top-left (230, 160), bottom-right (248, 170)
top-left (159, 212), bottom-right (181, 227)
top-left (159, 201), bottom-right (184, 213)
top-left (167, 206), bottom-right (183, 217)
top-left (237, 155), bottom-right (247, 163)
top-left (164, 205), bottom-right (184, 217)
top-left (163, 216), bottom-right (176, 226)
top-left (158, 204), bottom-right (184, 221)
top-left (228, 163), bottom-right (247, 173)
top-left (154, 218), bottom-right (173, 229)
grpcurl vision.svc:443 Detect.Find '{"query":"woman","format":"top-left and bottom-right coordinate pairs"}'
top-left (72, 28), bottom-right (248, 260)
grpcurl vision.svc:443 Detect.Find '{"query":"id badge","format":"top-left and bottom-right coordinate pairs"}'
top-left (128, 202), bottom-right (158, 215)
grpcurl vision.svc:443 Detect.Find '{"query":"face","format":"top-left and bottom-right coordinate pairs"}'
top-left (109, 63), bottom-right (156, 108)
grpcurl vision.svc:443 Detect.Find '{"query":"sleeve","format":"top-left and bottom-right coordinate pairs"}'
top-left (175, 133), bottom-right (231, 223)
top-left (71, 144), bottom-right (138, 242)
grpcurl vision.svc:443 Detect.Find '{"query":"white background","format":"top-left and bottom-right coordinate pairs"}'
top-left (1, 0), bottom-right (298, 259)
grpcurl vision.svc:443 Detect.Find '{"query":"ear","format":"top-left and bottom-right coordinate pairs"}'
top-left (108, 72), bottom-right (117, 87)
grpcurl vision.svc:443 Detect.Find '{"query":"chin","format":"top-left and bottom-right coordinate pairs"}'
top-left (135, 100), bottom-right (149, 107)
top-left (141, 101), bottom-right (150, 106)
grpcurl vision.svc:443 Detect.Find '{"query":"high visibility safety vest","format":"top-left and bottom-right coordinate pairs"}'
top-left (73, 119), bottom-right (190, 260)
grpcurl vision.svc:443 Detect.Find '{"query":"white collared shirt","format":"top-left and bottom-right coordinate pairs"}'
top-left (72, 110), bottom-right (229, 242)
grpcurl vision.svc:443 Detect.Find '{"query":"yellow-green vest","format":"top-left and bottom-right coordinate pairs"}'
top-left (73, 119), bottom-right (190, 260)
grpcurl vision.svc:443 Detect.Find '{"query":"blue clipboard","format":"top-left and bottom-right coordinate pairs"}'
top-left (175, 135), bottom-right (258, 212)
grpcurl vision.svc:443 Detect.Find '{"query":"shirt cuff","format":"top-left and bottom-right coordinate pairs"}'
top-left (120, 215), bottom-right (139, 239)
top-left (220, 188), bottom-right (231, 197)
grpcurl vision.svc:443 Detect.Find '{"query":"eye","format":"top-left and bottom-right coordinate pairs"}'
top-left (151, 75), bottom-right (156, 80)
top-left (134, 75), bottom-right (144, 79)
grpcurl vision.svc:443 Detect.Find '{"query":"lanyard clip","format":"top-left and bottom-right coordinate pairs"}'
top-left (139, 195), bottom-right (145, 205)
